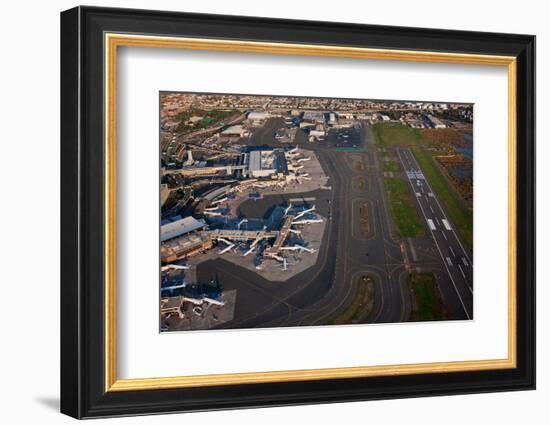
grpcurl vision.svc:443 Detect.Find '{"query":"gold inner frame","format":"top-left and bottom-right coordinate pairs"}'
top-left (104, 33), bottom-right (517, 392)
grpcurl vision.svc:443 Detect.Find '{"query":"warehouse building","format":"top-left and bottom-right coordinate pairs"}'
top-left (161, 216), bottom-right (206, 242)
top-left (161, 233), bottom-right (213, 263)
top-left (247, 111), bottom-right (271, 126)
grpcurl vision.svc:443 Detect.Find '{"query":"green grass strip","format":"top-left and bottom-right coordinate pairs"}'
top-left (384, 177), bottom-right (425, 237)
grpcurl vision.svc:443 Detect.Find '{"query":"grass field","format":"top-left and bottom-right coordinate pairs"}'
top-left (383, 159), bottom-right (401, 172)
top-left (373, 122), bottom-right (422, 148)
top-left (411, 146), bottom-right (473, 248)
top-left (359, 201), bottom-right (370, 235)
top-left (332, 275), bottom-right (374, 325)
top-left (384, 177), bottom-right (425, 238)
top-left (176, 109), bottom-right (238, 134)
top-left (408, 273), bottom-right (446, 321)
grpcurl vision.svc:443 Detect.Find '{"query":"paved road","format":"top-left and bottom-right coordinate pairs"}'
top-left (396, 147), bottom-right (473, 319)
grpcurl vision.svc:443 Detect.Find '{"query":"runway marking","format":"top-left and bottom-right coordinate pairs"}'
top-left (449, 246), bottom-right (456, 258)
top-left (441, 230), bottom-right (448, 240)
top-left (404, 148), bottom-right (473, 293)
top-left (458, 264), bottom-right (466, 278)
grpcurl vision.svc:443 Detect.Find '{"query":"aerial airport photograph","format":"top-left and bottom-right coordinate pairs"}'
top-left (159, 92), bottom-right (474, 332)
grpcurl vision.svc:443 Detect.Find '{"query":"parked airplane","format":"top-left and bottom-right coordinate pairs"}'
top-left (218, 243), bottom-right (235, 254)
top-left (268, 253), bottom-right (284, 262)
top-left (212, 197), bottom-right (228, 205)
top-left (202, 297), bottom-right (226, 307)
top-left (287, 164), bottom-right (304, 171)
top-left (243, 246), bottom-right (255, 257)
top-left (292, 205), bottom-right (316, 221)
top-left (283, 204), bottom-right (292, 216)
top-left (161, 282), bottom-right (187, 292)
top-left (287, 146), bottom-right (299, 155)
top-left (291, 219), bottom-right (323, 225)
top-left (161, 264), bottom-right (190, 271)
top-left (280, 244), bottom-right (315, 253)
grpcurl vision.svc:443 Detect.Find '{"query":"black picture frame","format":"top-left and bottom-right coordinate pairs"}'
top-left (61, 5), bottom-right (536, 419)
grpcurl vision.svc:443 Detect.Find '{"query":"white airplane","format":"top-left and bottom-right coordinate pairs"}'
top-left (204, 211), bottom-right (223, 217)
top-left (202, 297), bottom-right (226, 307)
top-left (287, 164), bottom-right (304, 171)
top-left (212, 197), bottom-right (228, 205)
top-left (291, 219), bottom-right (323, 225)
top-left (243, 246), bottom-right (255, 257)
top-left (162, 282), bottom-right (187, 291)
top-left (181, 296), bottom-right (204, 306)
top-left (293, 205), bottom-right (316, 221)
top-left (297, 157), bottom-right (311, 163)
top-left (268, 253), bottom-right (284, 262)
top-left (287, 163), bottom-right (304, 171)
top-left (218, 243), bottom-right (235, 254)
top-left (161, 264), bottom-right (190, 271)
top-left (280, 244), bottom-right (315, 253)
top-left (283, 204), bottom-right (292, 216)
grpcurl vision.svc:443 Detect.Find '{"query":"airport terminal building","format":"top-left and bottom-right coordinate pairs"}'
top-left (247, 149), bottom-right (289, 178)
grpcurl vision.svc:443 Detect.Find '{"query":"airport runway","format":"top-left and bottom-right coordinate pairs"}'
top-left (396, 147), bottom-right (473, 319)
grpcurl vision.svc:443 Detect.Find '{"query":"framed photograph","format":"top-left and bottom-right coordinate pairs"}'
top-left (60, 6), bottom-right (535, 419)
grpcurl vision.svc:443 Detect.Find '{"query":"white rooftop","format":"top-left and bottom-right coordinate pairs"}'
top-left (161, 216), bottom-right (206, 242)
top-left (221, 125), bottom-right (245, 135)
